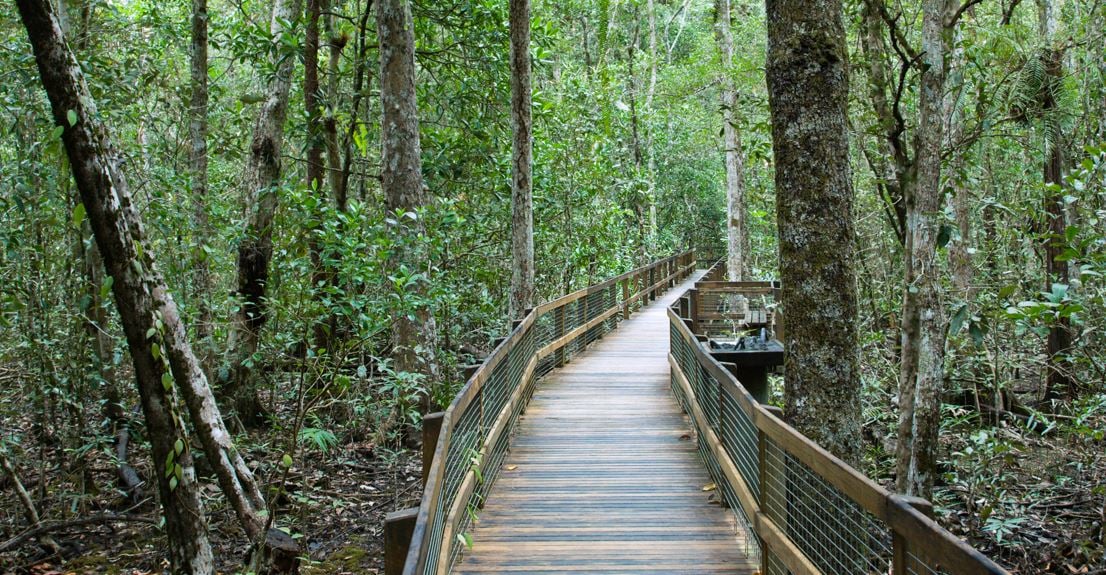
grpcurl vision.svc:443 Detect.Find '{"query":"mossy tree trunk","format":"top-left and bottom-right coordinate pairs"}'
top-left (765, 0), bottom-right (862, 465)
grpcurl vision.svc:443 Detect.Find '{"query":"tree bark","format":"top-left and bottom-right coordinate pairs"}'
top-left (765, 0), bottom-right (862, 464)
top-left (222, 0), bottom-right (304, 426)
top-left (189, 0), bottom-right (213, 367)
top-left (305, 0), bottom-right (333, 350)
top-left (715, 0), bottom-right (748, 281)
top-left (894, 0), bottom-right (953, 499)
top-left (377, 0), bottom-right (439, 391)
top-left (1037, 0), bottom-right (1073, 402)
top-left (509, 0), bottom-right (535, 322)
top-left (16, 0), bottom-right (215, 569)
top-left (860, 0), bottom-right (909, 245)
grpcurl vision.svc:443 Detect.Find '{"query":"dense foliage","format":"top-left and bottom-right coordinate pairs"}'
top-left (0, 0), bottom-right (1104, 572)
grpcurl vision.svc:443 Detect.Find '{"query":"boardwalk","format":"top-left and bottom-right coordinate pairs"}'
top-left (455, 273), bottom-right (757, 575)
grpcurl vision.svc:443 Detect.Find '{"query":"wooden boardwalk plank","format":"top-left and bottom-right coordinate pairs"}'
top-left (454, 273), bottom-right (757, 575)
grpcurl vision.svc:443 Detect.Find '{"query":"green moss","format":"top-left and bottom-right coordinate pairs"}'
top-left (301, 545), bottom-right (372, 575)
top-left (65, 554), bottom-right (123, 575)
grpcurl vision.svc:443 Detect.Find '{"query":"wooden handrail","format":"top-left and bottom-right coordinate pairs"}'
top-left (403, 250), bottom-right (696, 575)
top-left (666, 297), bottom-right (1009, 575)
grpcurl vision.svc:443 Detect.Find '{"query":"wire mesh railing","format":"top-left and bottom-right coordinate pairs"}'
top-left (403, 250), bottom-right (697, 575)
top-left (668, 285), bottom-right (1008, 575)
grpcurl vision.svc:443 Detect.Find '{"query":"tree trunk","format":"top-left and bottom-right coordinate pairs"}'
top-left (860, 0), bottom-right (909, 245)
top-left (626, 24), bottom-right (648, 265)
top-left (645, 0), bottom-right (658, 252)
top-left (324, 3), bottom-right (347, 207)
top-left (1037, 0), bottom-right (1073, 403)
top-left (765, 0), bottom-right (862, 464)
top-left (305, 0), bottom-right (332, 350)
top-left (509, 0), bottom-right (535, 322)
top-left (894, 0), bottom-right (952, 499)
top-left (377, 0), bottom-right (439, 393)
top-left (189, 0), bottom-right (213, 367)
top-left (16, 0), bottom-right (215, 569)
top-left (715, 0), bottom-right (748, 281)
top-left (222, 0), bottom-right (304, 426)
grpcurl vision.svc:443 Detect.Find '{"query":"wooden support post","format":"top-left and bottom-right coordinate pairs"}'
top-left (554, 305), bottom-right (566, 367)
top-left (688, 288), bottom-right (699, 335)
top-left (511, 308), bottom-right (532, 331)
top-left (622, 278), bottom-right (631, 320)
top-left (422, 411), bottom-right (445, 484)
top-left (892, 496), bottom-right (935, 575)
top-left (759, 404), bottom-right (786, 575)
top-left (384, 507), bottom-right (419, 575)
top-left (721, 361), bottom-right (770, 405)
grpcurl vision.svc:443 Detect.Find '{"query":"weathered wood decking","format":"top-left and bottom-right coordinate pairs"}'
top-left (455, 273), bottom-right (757, 574)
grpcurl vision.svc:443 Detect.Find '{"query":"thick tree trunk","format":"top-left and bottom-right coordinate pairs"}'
top-left (223, 0), bottom-right (303, 425)
top-left (17, 0), bottom-right (215, 569)
top-left (189, 0), bottom-right (213, 366)
top-left (895, 0), bottom-right (952, 499)
top-left (765, 0), bottom-right (862, 464)
top-left (715, 0), bottom-right (748, 281)
top-left (509, 0), bottom-right (535, 322)
top-left (377, 0), bottom-right (439, 391)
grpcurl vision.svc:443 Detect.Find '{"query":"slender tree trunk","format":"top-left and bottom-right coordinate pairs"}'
top-left (765, 0), bottom-right (861, 464)
top-left (340, 0), bottom-right (374, 211)
top-left (0, 452), bottom-right (60, 554)
top-left (16, 1), bottom-right (215, 569)
top-left (324, 3), bottom-right (347, 207)
top-left (1037, 0), bottom-right (1073, 402)
top-left (895, 0), bottom-right (952, 499)
top-left (222, 0), bottom-right (303, 426)
top-left (861, 0), bottom-right (909, 244)
top-left (377, 0), bottom-right (439, 394)
top-left (305, 0), bottom-right (333, 350)
top-left (715, 0), bottom-right (748, 281)
top-left (189, 0), bottom-right (214, 372)
top-left (626, 27), bottom-right (648, 264)
top-left (644, 0), bottom-right (658, 252)
top-left (509, 0), bottom-right (535, 321)
top-left (945, 27), bottom-right (973, 296)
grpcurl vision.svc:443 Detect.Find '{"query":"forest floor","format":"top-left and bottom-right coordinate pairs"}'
top-left (0, 428), bottom-right (423, 575)
top-left (929, 412), bottom-right (1106, 574)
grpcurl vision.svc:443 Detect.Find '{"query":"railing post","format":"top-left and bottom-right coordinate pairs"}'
top-left (622, 278), bottom-right (631, 320)
top-left (384, 507), bottom-right (419, 575)
top-left (688, 288), bottom-right (699, 335)
top-left (554, 305), bottom-right (566, 367)
top-left (892, 496), bottom-right (934, 575)
top-left (759, 405), bottom-right (785, 575)
top-left (422, 411), bottom-right (445, 484)
top-left (582, 288), bottom-right (591, 345)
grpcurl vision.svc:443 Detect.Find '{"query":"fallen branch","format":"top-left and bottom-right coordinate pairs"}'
top-left (0, 512), bottom-right (159, 554)
top-left (0, 451), bottom-right (60, 555)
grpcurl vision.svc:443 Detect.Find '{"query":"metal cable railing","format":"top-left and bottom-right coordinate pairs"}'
top-left (668, 282), bottom-right (1009, 575)
top-left (402, 250), bottom-right (697, 575)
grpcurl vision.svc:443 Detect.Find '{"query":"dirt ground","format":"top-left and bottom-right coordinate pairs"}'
top-left (0, 439), bottom-right (423, 575)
